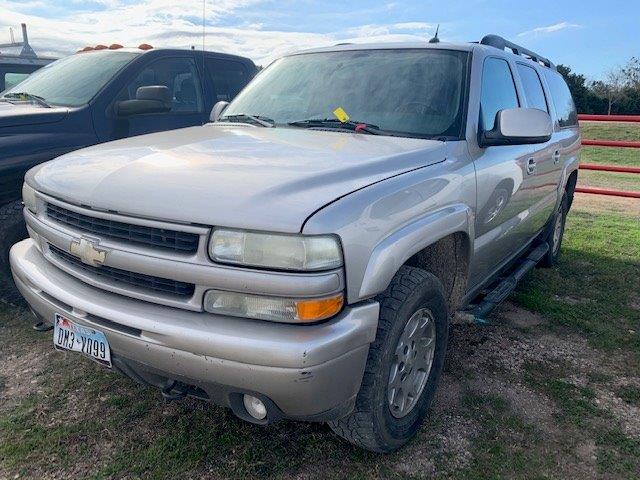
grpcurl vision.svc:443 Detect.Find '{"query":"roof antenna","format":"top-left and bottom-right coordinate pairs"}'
top-left (428, 24), bottom-right (440, 44)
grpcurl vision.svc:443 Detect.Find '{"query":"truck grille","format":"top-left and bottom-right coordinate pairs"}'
top-left (46, 203), bottom-right (199, 253)
top-left (49, 245), bottom-right (195, 298)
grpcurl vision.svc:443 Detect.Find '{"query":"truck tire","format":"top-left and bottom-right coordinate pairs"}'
top-left (540, 193), bottom-right (568, 268)
top-left (0, 200), bottom-right (27, 306)
top-left (329, 266), bottom-right (449, 452)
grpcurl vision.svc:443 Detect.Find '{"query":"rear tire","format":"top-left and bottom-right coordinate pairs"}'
top-left (329, 266), bottom-right (449, 452)
top-left (540, 193), bottom-right (568, 268)
top-left (0, 200), bottom-right (28, 306)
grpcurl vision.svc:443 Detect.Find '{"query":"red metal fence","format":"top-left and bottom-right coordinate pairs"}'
top-left (577, 114), bottom-right (640, 199)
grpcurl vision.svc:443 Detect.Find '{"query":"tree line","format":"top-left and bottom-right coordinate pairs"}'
top-left (558, 57), bottom-right (640, 115)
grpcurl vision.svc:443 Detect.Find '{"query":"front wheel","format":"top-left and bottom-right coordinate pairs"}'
top-left (329, 266), bottom-right (449, 452)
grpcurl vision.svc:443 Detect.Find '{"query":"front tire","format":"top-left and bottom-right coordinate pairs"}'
top-left (329, 266), bottom-right (449, 452)
top-left (0, 200), bottom-right (28, 306)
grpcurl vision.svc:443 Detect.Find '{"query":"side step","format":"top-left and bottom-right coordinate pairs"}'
top-left (463, 242), bottom-right (549, 321)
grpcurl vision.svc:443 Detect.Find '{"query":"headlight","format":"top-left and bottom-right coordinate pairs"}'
top-left (204, 290), bottom-right (344, 323)
top-left (210, 229), bottom-right (343, 271)
top-left (22, 183), bottom-right (37, 213)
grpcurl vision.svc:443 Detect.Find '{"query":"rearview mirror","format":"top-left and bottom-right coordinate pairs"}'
top-left (210, 100), bottom-right (229, 122)
top-left (116, 85), bottom-right (171, 117)
top-left (480, 108), bottom-right (552, 147)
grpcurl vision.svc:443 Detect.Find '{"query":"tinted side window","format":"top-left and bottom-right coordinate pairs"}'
top-left (516, 64), bottom-right (548, 112)
top-left (480, 57), bottom-right (519, 131)
top-left (123, 57), bottom-right (203, 113)
top-left (4, 73), bottom-right (30, 90)
top-left (206, 58), bottom-right (249, 102)
top-left (543, 70), bottom-right (578, 127)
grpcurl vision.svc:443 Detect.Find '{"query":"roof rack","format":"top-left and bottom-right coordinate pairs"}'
top-left (480, 34), bottom-right (556, 70)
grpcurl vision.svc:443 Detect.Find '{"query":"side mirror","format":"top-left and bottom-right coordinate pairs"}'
top-left (210, 100), bottom-right (229, 122)
top-left (116, 85), bottom-right (171, 117)
top-left (480, 108), bottom-right (552, 147)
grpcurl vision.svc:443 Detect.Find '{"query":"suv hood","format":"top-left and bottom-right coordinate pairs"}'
top-left (0, 102), bottom-right (68, 128)
top-left (29, 124), bottom-right (447, 232)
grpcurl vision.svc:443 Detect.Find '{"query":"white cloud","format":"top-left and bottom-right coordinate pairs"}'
top-left (0, 2), bottom-right (438, 65)
top-left (517, 21), bottom-right (581, 38)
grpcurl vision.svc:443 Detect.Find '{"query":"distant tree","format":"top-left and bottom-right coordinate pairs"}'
top-left (621, 57), bottom-right (640, 89)
top-left (591, 70), bottom-right (625, 115)
top-left (556, 64), bottom-right (603, 114)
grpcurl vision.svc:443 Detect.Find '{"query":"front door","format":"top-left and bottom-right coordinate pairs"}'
top-left (470, 57), bottom-right (542, 286)
top-left (114, 56), bottom-right (206, 138)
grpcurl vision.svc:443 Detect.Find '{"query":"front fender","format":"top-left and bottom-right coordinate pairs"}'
top-left (358, 204), bottom-right (473, 299)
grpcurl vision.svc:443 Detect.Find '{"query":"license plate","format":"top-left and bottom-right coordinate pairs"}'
top-left (53, 313), bottom-right (112, 367)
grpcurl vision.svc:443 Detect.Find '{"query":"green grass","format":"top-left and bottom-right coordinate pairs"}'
top-left (579, 121), bottom-right (640, 191)
top-left (456, 393), bottom-right (551, 480)
top-left (617, 385), bottom-right (640, 406)
top-left (580, 121), bottom-right (640, 142)
top-left (513, 209), bottom-right (640, 358)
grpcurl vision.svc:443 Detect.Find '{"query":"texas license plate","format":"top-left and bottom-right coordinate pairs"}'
top-left (53, 313), bottom-right (112, 367)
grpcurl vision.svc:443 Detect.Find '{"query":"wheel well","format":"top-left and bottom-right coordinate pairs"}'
top-left (403, 232), bottom-right (470, 311)
top-left (566, 170), bottom-right (578, 208)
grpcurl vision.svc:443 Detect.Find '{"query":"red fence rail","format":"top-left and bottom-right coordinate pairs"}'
top-left (576, 114), bottom-right (639, 198)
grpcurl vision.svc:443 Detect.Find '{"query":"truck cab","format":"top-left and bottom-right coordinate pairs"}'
top-left (0, 46), bottom-right (257, 300)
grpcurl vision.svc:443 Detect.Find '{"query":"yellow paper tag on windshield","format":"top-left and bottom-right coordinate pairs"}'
top-left (333, 107), bottom-right (350, 123)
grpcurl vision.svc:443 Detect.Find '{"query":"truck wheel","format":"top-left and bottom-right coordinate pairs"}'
top-left (0, 200), bottom-right (28, 306)
top-left (540, 193), bottom-right (568, 268)
top-left (329, 266), bottom-right (449, 452)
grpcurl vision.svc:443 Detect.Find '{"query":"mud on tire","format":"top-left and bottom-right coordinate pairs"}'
top-left (329, 265), bottom-right (449, 452)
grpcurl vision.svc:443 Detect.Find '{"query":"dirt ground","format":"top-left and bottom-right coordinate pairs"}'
top-left (1, 296), bottom-right (638, 479)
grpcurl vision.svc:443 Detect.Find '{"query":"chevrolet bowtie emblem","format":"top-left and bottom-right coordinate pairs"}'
top-left (69, 237), bottom-right (107, 267)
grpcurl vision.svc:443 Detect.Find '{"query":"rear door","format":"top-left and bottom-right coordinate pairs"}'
top-left (514, 62), bottom-right (558, 236)
top-left (542, 69), bottom-right (581, 204)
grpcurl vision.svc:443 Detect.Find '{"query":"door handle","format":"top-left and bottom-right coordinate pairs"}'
top-left (526, 157), bottom-right (536, 175)
top-left (552, 150), bottom-right (561, 164)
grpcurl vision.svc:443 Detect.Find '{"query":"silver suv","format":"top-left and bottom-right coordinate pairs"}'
top-left (10, 35), bottom-right (580, 452)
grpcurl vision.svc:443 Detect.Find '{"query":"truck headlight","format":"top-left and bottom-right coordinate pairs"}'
top-left (22, 183), bottom-right (37, 213)
top-left (210, 229), bottom-right (343, 271)
top-left (204, 290), bottom-right (344, 323)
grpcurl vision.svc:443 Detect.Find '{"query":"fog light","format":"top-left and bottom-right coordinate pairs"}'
top-left (243, 394), bottom-right (267, 420)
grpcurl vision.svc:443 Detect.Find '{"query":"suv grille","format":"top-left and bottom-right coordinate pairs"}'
top-left (50, 245), bottom-right (195, 297)
top-left (46, 203), bottom-right (199, 253)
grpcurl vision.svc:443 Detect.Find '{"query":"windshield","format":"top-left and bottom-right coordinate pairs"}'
top-left (222, 49), bottom-right (469, 139)
top-left (1, 51), bottom-right (139, 106)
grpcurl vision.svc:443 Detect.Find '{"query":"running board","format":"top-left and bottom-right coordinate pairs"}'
top-left (463, 242), bottom-right (549, 321)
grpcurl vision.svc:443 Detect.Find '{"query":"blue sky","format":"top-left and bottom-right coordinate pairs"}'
top-left (0, 0), bottom-right (637, 79)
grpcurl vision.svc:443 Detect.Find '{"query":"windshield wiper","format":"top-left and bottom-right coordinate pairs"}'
top-left (2, 92), bottom-right (51, 108)
top-left (288, 118), bottom-right (382, 135)
top-left (219, 113), bottom-right (275, 127)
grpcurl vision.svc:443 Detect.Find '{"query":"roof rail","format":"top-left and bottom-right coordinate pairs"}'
top-left (480, 34), bottom-right (556, 70)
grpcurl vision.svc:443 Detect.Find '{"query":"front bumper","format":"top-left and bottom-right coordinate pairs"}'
top-left (10, 239), bottom-right (379, 421)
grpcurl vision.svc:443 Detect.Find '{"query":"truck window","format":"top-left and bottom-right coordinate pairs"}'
top-left (222, 49), bottom-right (468, 139)
top-left (124, 57), bottom-right (203, 113)
top-left (3, 73), bottom-right (30, 91)
top-left (1, 51), bottom-right (138, 106)
top-left (516, 64), bottom-right (548, 112)
top-left (543, 69), bottom-right (578, 127)
top-left (480, 57), bottom-right (519, 131)
top-left (205, 58), bottom-right (249, 102)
